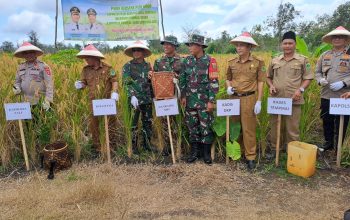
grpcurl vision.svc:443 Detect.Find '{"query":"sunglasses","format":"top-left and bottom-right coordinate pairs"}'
top-left (332, 35), bottom-right (347, 39)
top-left (132, 48), bottom-right (144, 52)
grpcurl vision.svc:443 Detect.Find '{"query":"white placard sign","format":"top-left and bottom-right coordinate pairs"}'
top-left (267, 98), bottom-right (293, 116)
top-left (4, 102), bottom-right (32, 121)
top-left (329, 98), bottom-right (350, 115)
top-left (92, 99), bottom-right (117, 116)
top-left (154, 98), bottom-right (179, 117)
top-left (216, 99), bottom-right (240, 116)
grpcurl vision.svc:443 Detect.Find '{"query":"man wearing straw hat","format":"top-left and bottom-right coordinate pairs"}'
top-left (13, 42), bottom-right (53, 111)
top-left (226, 32), bottom-right (266, 170)
top-left (180, 34), bottom-right (219, 165)
top-left (149, 35), bottom-right (183, 156)
top-left (74, 44), bottom-right (119, 157)
top-left (315, 26), bottom-right (350, 151)
top-left (266, 31), bottom-right (313, 158)
top-left (122, 41), bottom-right (154, 154)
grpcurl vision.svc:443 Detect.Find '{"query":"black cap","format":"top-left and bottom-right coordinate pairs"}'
top-left (87, 8), bottom-right (97, 15)
top-left (282, 31), bottom-right (296, 42)
top-left (70, 6), bottom-right (80, 14)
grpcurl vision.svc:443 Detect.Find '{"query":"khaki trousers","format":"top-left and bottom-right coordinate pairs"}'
top-left (231, 94), bottom-right (257, 160)
top-left (269, 105), bottom-right (301, 150)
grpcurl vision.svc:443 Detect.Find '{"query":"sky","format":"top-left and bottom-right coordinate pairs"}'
top-left (0, 0), bottom-right (347, 47)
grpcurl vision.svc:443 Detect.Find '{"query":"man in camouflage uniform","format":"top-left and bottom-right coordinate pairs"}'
top-left (149, 35), bottom-right (183, 156)
top-left (180, 34), bottom-right (219, 164)
top-left (266, 31), bottom-right (314, 157)
top-left (74, 44), bottom-right (119, 157)
top-left (226, 32), bottom-right (266, 170)
top-left (122, 41), bottom-right (154, 153)
top-left (13, 42), bottom-right (53, 111)
top-left (315, 26), bottom-right (350, 151)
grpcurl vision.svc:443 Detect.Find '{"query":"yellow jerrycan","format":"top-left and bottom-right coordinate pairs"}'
top-left (287, 141), bottom-right (317, 178)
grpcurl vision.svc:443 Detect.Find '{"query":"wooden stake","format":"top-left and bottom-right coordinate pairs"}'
top-left (226, 116), bottom-right (229, 165)
top-left (18, 119), bottom-right (30, 171)
top-left (336, 115), bottom-right (344, 168)
top-left (104, 115), bottom-right (111, 164)
top-left (166, 115), bottom-right (176, 164)
top-left (275, 114), bottom-right (282, 167)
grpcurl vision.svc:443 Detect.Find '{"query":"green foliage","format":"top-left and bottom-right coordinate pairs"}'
top-left (312, 43), bottom-right (332, 58)
top-left (47, 49), bottom-right (82, 66)
top-left (226, 141), bottom-right (241, 160)
top-left (229, 121), bottom-right (241, 142)
top-left (296, 36), bottom-right (311, 57)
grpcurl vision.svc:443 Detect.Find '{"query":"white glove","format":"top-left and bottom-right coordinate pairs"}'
top-left (254, 101), bottom-right (262, 115)
top-left (318, 78), bottom-right (328, 86)
top-left (13, 85), bottom-right (21, 95)
top-left (131, 96), bottom-right (139, 109)
top-left (330, 81), bottom-right (345, 91)
top-left (111, 92), bottom-right (119, 101)
top-left (173, 78), bottom-right (179, 84)
top-left (42, 99), bottom-right (51, 111)
top-left (75, 80), bottom-right (85, 90)
top-left (227, 86), bottom-right (235, 95)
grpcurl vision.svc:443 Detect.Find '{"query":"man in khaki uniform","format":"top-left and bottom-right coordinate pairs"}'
top-left (226, 32), bottom-right (266, 170)
top-left (266, 31), bottom-right (313, 156)
top-left (315, 26), bottom-right (350, 151)
top-left (13, 42), bottom-right (53, 110)
top-left (74, 44), bottom-right (119, 157)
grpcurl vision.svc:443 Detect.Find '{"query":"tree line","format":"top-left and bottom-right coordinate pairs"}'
top-left (1, 1), bottom-right (350, 54)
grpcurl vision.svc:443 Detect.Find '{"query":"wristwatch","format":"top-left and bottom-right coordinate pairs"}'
top-left (299, 87), bottom-right (305, 93)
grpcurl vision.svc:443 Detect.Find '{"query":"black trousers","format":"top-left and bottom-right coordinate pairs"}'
top-left (320, 98), bottom-right (349, 148)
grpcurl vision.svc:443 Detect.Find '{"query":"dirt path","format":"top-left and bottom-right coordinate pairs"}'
top-left (0, 162), bottom-right (349, 219)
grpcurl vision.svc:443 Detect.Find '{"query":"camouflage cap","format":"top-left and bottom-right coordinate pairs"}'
top-left (160, 35), bottom-right (179, 47)
top-left (87, 8), bottom-right (97, 15)
top-left (185, 34), bottom-right (207, 48)
top-left (70, 6), bottom-right (80, 14)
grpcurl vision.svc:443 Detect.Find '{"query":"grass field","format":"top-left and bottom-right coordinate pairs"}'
top-left (0, 51), bottom-right (349, 170)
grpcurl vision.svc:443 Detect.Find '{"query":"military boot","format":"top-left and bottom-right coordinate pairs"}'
top-left (187, 142), bottom-right (200, 163)
top-left (202, 143), bottom-right (212, 165)
top-left (131, 128), bottom-right (139, 154)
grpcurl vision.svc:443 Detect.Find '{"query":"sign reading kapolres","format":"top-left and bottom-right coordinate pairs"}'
top-left (62, 0), bottom-right (159, 41)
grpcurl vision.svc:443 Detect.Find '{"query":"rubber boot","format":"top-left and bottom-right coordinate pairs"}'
top-left (187, 142), bottom-right (200, 163)
top-left (203, 144), bottom-right (212, 165)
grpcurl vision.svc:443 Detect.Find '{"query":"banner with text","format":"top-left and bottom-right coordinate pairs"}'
top-left (62, 0), bottom-right (159, 41)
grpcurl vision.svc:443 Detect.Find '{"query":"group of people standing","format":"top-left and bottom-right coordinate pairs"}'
top-left (11, 26), bottom-right (350, 170)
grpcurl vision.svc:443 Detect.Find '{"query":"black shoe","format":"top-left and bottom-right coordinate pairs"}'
top-left (247, 160), bottom-right (256, 170)
top-left (187, 142), bottom-right (200, 163)
top-left (162, 147), bottom-right (170, 156)
top-left (266, 151), bottom-right (276, 161)
top-left (203, 144), bottom-right (212, 165)
top-left (91, 150), bottom-right (101, 159)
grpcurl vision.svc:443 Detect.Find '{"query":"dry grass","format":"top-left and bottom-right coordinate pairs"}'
top-left (0, 163), bottom-right (349, 219)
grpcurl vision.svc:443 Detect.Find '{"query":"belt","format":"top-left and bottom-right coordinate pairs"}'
top-left (232, 91), bottom-right (255, 97)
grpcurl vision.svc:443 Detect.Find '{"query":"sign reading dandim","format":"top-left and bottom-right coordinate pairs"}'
top-left (154, 98), bottom-right (179, 117)
top-left (62, 0), bottom-right (159, 41)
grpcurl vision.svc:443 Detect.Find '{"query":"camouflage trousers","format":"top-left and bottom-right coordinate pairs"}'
top-left (131, 104), bottom-right (153, 149)
top-left (185, 108), bottom-right (214, 144)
